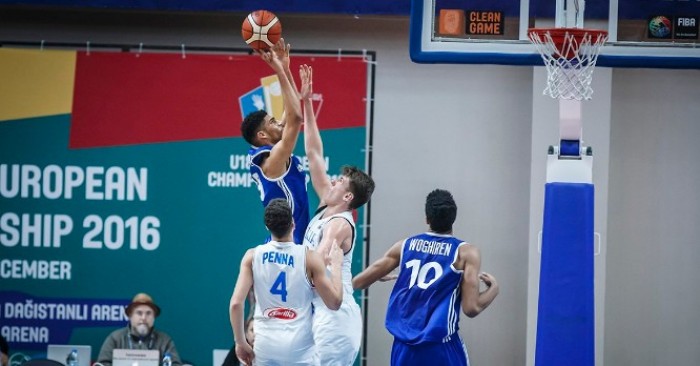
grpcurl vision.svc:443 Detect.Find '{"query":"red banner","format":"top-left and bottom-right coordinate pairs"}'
top-left (70, 51), bottom-right (368, 148)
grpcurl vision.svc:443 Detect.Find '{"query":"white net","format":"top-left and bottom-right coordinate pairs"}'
top-left (529, 29), bottom-right (608, 101)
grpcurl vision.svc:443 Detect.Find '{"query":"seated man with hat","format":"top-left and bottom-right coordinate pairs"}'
top-left (97, 293), bottom-right (182, 366)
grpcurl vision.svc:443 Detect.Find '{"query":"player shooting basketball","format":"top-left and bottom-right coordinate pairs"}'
top-left (240, 38), bottom-right (311, 245)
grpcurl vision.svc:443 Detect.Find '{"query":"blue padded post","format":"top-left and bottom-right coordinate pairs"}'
top-left (535, 182), bottom-right (595, 366)
top-left (560, 139), bottom-right (580, 156)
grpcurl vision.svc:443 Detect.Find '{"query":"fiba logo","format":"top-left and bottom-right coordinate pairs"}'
top-left (674, 16), bottom-right (699, 40)
top-left (648, 16), bottom-right (672, 38)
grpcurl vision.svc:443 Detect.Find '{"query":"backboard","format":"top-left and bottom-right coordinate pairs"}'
top-left (410, 0), bottom-right (700, 68)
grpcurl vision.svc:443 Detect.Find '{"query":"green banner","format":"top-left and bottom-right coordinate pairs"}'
top-left (0, 48), bottom-right (370, 366)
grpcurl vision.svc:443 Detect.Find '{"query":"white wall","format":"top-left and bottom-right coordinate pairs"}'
top-left (2, 8), bottom-right (699, 366)
top-left (604, 68), bottom-right (700, 366)
top-left (366, 61), bottom-right (532, 366)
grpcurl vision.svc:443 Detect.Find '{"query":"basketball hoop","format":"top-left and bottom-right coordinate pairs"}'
top-left (529, 28), bottom-right (608, 100)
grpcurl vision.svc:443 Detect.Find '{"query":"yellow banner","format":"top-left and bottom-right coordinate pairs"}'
top-left (0, 48), bottom-right (76, 122)
top-left (260, 74), bottom-right (284, 120)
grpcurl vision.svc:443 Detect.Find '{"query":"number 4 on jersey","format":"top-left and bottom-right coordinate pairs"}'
top-left (270, 271), bottom-right (288, 301)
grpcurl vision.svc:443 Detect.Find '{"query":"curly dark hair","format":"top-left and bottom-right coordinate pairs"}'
top-left (264, 198), bottom-right (293, 238)
top-left (241, 110), bottom-right (268, 146)
top-left (342, 165), bottom-right (375, 210)
top-left (425, 189), bottom-right (457, 234)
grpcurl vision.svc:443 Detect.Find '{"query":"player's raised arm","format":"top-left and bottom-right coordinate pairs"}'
top-left (272, 41), bottom-right (298, 97)
top-left (352, 240), bottom-right (402, 290)
top-left (457, 245), bottom-right (499, 318)
top-left (260, 38), bottom-right (303, 178)
top-left (300, 64), bottom-right (332, 202)
top-left (307, 240), bottom-right (344, 310)
top-left (229, 249), bottom-right (255, 365)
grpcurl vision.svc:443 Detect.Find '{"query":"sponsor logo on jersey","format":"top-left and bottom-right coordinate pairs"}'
top-left (264, 307), bottom-right (298, 320)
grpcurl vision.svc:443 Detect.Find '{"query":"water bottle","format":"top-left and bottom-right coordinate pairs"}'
top-left (66, 349), bottom-right (79, 366)
top-left (162, 353), bottom-right (172, 366)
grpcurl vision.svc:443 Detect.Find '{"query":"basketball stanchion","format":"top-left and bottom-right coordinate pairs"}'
top-left (530, 25), bottom-right (607, 366)
top-left (529, 27), bottom-right (608, 160)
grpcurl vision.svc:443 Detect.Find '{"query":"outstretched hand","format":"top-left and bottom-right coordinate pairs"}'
top-left (299, 64), bottom-right (313, 100)
top-left (272, 38), bottom-right (291, 70)
top-left (257, 38), bottom-right (288, 71)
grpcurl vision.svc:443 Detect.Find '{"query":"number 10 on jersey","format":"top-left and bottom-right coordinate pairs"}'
top-left (405, 259), bottom-right (443, 289)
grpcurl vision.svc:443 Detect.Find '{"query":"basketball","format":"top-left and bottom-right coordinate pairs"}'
top-left (241, 10), bottom-right (282, 50)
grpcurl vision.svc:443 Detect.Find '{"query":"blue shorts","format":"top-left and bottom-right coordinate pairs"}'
top-left (391, 335), bottom-right (469, 366)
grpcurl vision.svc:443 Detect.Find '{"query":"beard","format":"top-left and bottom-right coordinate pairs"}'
top-left (134, 323), bottom-right (150, 337)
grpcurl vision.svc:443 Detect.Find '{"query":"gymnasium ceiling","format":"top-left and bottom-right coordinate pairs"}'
top-left (0, 0), bottom-right (412, 15)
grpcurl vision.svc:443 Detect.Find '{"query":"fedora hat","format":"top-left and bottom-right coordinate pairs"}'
top-left (125, 292), bottom-right (161, 317)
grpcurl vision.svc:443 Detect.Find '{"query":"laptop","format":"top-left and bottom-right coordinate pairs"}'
top-left (212, 349), bottom-right (229, 366)
top-left (47, 345), bottom-right (92, 366)
top-left (112, 349), bottom-right (160, 366)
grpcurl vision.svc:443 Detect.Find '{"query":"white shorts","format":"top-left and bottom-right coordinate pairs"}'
top-left (254, 325), bottom-right (317, 366)
top-left (312, 299), bottom-right (362, 366)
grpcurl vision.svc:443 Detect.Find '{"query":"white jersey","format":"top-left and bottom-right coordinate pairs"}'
top-left (252, 241), bottom-right (316, 365)
top-left (303, 208), bottom-right (356, 299)
top-left (303, 207), bottom-right (362, 366)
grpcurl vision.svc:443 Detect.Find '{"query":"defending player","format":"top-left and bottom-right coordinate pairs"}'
top-left (300, 65), bottom-right (375, 365)
top-left (229, 199), bottom-right (344, 366)
top-left (240, 38), bottom-right (310, 244)
top-left (352, 189), bottom-right (499, 366)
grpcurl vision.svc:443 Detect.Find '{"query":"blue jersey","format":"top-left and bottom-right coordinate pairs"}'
top-left (249, 145), bottom-right (309, 244)
top-left (386, 232), bottom-right (466, 345)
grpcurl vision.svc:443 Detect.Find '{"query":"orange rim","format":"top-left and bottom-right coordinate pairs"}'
top-left (528, 27), bottom-right (608, 59)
